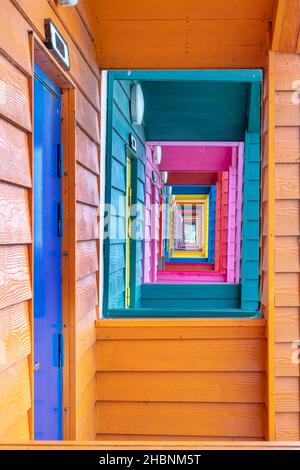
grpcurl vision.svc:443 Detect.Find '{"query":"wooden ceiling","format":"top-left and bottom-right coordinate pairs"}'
top-left (86, 0), bottom-right (279, 69)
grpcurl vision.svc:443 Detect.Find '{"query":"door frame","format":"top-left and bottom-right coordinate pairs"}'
top-left (30, 33), bottom-right (76, 440)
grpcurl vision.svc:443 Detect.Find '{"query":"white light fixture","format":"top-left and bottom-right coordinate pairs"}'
top-left (153, 145), bottom-right (162, 165)
top-left (59, 0), bottom-right (78, 6)
top-left (130, 83), bottom-right (144, 125)
top-left (161, 171), bottom-right (168, 184)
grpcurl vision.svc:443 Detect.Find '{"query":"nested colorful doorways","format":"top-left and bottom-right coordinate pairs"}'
top-left (103, 70), bottom-right (261, 317)
top-left (33, 66), bottom-right (63, 440)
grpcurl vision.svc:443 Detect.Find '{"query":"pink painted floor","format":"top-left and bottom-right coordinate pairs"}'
top-left (156, 270), bottom-right (226, 283)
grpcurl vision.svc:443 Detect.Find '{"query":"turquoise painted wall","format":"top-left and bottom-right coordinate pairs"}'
top-left (105, 77), bottom-right (146, 310)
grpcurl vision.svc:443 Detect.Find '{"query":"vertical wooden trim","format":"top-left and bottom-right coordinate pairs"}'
top-left (266, 50), bottom-right (276, 441)
top-left (28, 31), bottom-right (34, 441)
top-left (271, 0), bottom-right (287, 51)
top-left (61, 88), bottom-right (77, 440)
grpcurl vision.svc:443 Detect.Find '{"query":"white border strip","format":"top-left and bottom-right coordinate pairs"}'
top-left (99, 70), bottom-right (108, 318)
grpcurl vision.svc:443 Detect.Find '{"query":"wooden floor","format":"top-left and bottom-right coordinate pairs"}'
top-left (0, 441), bottom-right (300, 450)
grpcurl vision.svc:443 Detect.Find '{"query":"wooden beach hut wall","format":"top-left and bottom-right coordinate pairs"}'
top-left (0, 0), bottom-right (299, 445)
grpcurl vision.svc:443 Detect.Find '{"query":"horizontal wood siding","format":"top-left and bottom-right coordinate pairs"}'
top-left (95, 320), bottom-right (266, 440)
top-left (274, 53), bottom-right (300, 440)
top-left (0, 0), bottom-right (100, 440)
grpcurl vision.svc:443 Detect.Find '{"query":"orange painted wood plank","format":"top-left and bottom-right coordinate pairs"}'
top-left (0, 358), bottom-right (31, 433)
top-left (95, 434), bottom-right (265, 442)
top-left (76, 240), bottom-right (98, 280)
top-left (275, 343), bottom-right (300, 376)
top-left (77, 308), bottom-right (96, 361)
top-left (276, 412), bottom-right (300, 440)
top-left (275, 163), bottom-right (300, 199)
top-left (91, 0), bottom-right (275, 20)
top-left (0, 0), bottom-right (32, 74)
top-left (279, 0), bottom-right (300, 53)
top-left (271, 0), bottom-right (287, 51)
top-left (0, 246), bottom-right (32, 311)
top-left (48, 0), bottom-right (98, 75)
top-left (97, 44), bottom-right (267, 69)
top-left (96, 402), bottom-right (265, 438)
top-left (76, 407), bottom-right (96, 441)
top-left (0, 301), bottom-right (31, 372)
top-left (97, 19), bottom-right (269, 47)
top-left (275, 53), bottom-right (300, 90)
top-left (275, 307), bottom-right (300, 342)
top-left (275, 200), bottom-right (299, 235)
top-left (76, 126), bottom-right (99, 174)
top-left (76, 272), bottom-right (98, 321)
top-left (0, 118), bottom-right (31, 187)
top-left (76, 0), bottom-right (94, 39)
top-left (275, 127), bottom-right (300, 163)
top-left (275, 273), bottom-right (300, 306)
top-left (76, 163), bottom-right (99, 207)
top-left (2, 441), bottom-right (300, 449)
top-left (13, 0), bottom-right (100, 108)
top-left (275, 91), bottom-right (300, 126)
top-left (275, 236), bottom-right (300, 272)
top-left (276, 377), bottom-right (300, 411)
top-left (97, 339), bottom-right (266, 372)
top-left (0, 413), bottom-right (30, 440)
top-left (96, 319), bottom-right (266, 329)
top-left (96, 325), bottom-right (266, 340)
top-left (76, 91), bottom-right (100, 143)
top-left (96, 371), bottom-right (265, 403)
top-left (76, 202), bottom-right (98, 241)
top-left (76, 344), bottom-right (96, 398)
top-left (0, 182), bottom-right (31, 244)
top-left (76, 377), bottom-right (96, 429)
top-left (0, 53), bottom-right (31, 131)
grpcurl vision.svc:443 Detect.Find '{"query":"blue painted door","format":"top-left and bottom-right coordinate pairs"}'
top-left (34, 65), bottom-right (63, 440)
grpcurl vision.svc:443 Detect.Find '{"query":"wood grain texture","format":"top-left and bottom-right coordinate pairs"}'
top-left (0, 245), bottom-right (31, 311)
top-left (276, 412), bottom-right (300, 440)
top-left (0, 118), bottom-right (31, 187)
top-left (76, 377), bottom-right (96, 429)
top-left (97, 338), bottom-right (265, 372)
top-left (49, 0), bottom-right (98, 75)
top-left (275, 343), bottom-right (300, 376)
top-left (0, 358), bottom-right (31, 433)
top-left (76, 203), bottom-right (98, 241)
top-left (96, 402), bottom-right (265, 438)
top-left (77, 309), bottom-right (96, 361)
top-left (76, 126), bottom-right (99, 174)
top-left (275, 236), bottom-right (300, 272)
top-left (76, 272), bottom-right (98, 321)
top-left (13, 0), bottom-right (100, 107)
top-left (275, 273), bottom-right (300, 306)
top-left (76, 90), bottom-right (100, 143)
top-left (275, 127), bottom-right (300, 163)
top-left (0, 0), bottom-right (32, 74)
top-left (275, 91), bottom-right (300, 126)
top-left (0, 53), bottom-right (31, 131)
top-left (275, 53), bottom-right (300, 90)
top-left (275, 200), bottom-right (299, 235)
top-left (0, 412), bottom-right (30, 440)
top-left (96, 323), bottom-right (266, 340)
top-left (279, 0), bottom-right (300, 53)
top-left (0, 301), bottom-right (30, 372)
top-left (96, 371), bottom-right (265, 403)
top-left (76, 240), bottom-right (98, 280)
top-left (276, 377), bottom-right (300, 411)
top-left (0, 182), bottom-right (31, 244)
top-left (76, 163), bottom-right (99, 207)
top-left (275, 307), bottom-right (300, 342)
top-left (275, 163), bottom-right (300, 199)
top-left (76, 344), bottom-right (96, 398)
